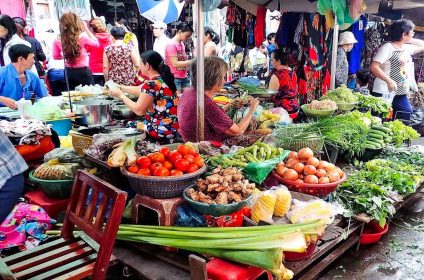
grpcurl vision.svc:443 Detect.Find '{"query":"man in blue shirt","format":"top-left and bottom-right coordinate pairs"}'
top-left (0, 44), bottom-right (47, 109)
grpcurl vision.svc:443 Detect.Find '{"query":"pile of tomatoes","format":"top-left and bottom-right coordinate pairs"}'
top-left (126, 144), bottom-right (205, 177)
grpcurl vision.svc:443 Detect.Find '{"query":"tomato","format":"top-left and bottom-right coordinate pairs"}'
top-left (170, 169), bottom-right (184, 176)
top-left (174, 158), bottom-right (190, 172)
top-left (150, 152), bottom-right (165, 163)
top-left (136, 156), bottom-right (152, 169)
top-left (177, 144), bottom-right (190, 155)
top-left (186, 163), bottom-right (199, 173)
top-left (193, 156), bottom-right (204, 168)
top-left (163, 161), bottom-right (173, 170)
top-left (184, 154), bottom-right (195, 164)
top-left (159, 147), bottom-right (170, 158)
top-left (150, 162), bottom-right (163, 173)
top-left (153, 167), bottom-right (170, 177)
top-left (169, 151), bottom-right (183, 163)
top-left (187, 148), bottom-right (199, 158)
top-left (137, 168), bottom-right (151, 176)
top-left (127, 165), bottom-right (139, 174)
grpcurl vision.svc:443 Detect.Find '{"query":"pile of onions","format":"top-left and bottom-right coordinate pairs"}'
top-left (275, 148), bottom-right (344, 184)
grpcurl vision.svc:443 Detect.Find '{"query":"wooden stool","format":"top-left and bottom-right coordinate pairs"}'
top-left (24, 189), bottom-right (69, 219)
top-left (131, 194), bottom-right (184, 226)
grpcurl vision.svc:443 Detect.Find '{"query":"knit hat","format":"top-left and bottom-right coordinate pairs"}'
top-left (338, 31), bottom-right (358, 45)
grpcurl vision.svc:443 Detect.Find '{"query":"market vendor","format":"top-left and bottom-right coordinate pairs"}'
top-left (268, 48), bottom-right (299, 118)
top-left (0, 44), bottom-right (47, 109)
top-left (0, 130), bottom-right (28, 223)
top-left (178, 56), bottom-right (259, 142)
top-left (108, 50), bottom-right (180, 143)
top-left (335, 32), bottom-right (357, 87)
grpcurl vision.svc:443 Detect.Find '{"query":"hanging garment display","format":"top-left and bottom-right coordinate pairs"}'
top-left (276, 13), bottom-right (302, 50)
top-left (254, 6), bottom-right (266, 48)
top-left (348, 15), bottom-right (367, 75)
top-left (266, 10), bottom-right (281, 35)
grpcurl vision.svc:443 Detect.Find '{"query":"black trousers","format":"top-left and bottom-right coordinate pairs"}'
top-left (65, 66), bottom-right (94, 90)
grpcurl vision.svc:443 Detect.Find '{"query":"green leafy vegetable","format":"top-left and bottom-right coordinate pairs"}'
top-left (384, 120), bottom-right (420, 146)
top-left (321, 85), bottom-right (358, 103)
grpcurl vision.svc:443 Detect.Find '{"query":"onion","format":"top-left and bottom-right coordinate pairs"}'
top-left (328, 172), bottom-right (340, 183)
top-left (317, 160), bottom-right (329, 170)
top-left (307, 157), bottom-right (320, 167)
top-left (283, 169), bottom-right (299, 181)
top-left (286, 158), bottom-right (300, 168)
top-left (295, 179), bottom-right (304, 184)
top-left (293, 162), bottom-right (305, 174)
top-left (325, 163), bottom-right (336, 172)
top-left (297, 148), bottom-right (314, 161)
top-left (318, 177), bottom-right (330, 184)
top-left (315, 169), bottom-right (327, 178)
top-left (304, 175), bottom-right (319, 184)
top-left (335, 167), bottom-right (344, 177)
top-left (304, 165), bottom-right (317, 175)
top-left (288, 151), bottom-right (298, 160)
top-left (276, 165), bottom-right (288, 176)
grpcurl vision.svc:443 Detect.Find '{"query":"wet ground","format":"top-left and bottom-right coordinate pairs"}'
top-left (320, 138), bottom-right (424, 280)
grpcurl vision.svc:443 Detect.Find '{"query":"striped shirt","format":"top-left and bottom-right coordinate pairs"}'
top-left (0, 130), bottom-right (28, 188)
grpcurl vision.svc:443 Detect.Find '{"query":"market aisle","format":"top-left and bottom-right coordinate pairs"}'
top-left (320, 139), bottom-right (424, 280)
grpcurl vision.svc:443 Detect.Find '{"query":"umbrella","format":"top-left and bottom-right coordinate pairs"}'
top-left (136, 0), bottom-right (185, 24)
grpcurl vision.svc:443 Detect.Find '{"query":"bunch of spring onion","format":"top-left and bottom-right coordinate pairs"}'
top-left (48, 220), bottom-right (325, 280)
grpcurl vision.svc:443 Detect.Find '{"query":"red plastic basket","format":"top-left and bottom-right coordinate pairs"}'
top-left (360, 221), bottom-right (389, 245)
top-left (272, 171), bottom-right (347, 197)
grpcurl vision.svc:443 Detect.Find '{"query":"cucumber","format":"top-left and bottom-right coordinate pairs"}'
top-left (368, 133), bottom-right (384, 140)
top-left (369, 130), bottom-right (387, 137)
top-left (367, 137), bottom-right (384, 144)
top-left (371, 126), bottom-right (391, 133)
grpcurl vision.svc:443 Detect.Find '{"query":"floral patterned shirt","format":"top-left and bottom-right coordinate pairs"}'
top-left (142, 77), bottom-right (180, 142)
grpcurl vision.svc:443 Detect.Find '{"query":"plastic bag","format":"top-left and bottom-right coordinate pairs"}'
top-left (243, 151), bottom-right (289, 184)
top-left (251, 191), bottom-right (277, 224)
top-left (270, 107), bottom-right (293, 124)
top-left (273, 186), bottom-right (292, 217)
top-left (286, 199), bottom-right (344, 225)
top-left (175, 205), bottom-right (207, 227)
top-left (28, 97), bottom-right (66, 121)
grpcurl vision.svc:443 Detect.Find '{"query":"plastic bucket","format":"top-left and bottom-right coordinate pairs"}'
top-left (360, 221), bottom-right (389, 245)
top-left (47, 118), bottom-right (72, 136)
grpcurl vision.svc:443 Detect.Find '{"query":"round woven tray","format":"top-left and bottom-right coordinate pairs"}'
top-left (272, 171), bottom-right (346, 197)
top-left (121, 165), bottom-right (207, 199)
top-left (301, 104), bottom-right (336, 118)
top-left (29, 170), bottom-right (73, 199)
top-left (70, 131), bottom-right (93, 155)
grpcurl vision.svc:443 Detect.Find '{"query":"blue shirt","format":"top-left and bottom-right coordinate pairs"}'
top-left (0, 64), bottom-right (47, 106)
top-left (348, 15), bottom-right (367, 75)
top-left (0, 130), bottom-right (28, 188)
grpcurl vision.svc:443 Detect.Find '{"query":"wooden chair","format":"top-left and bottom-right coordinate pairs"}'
top-left (0, 170), bottom-right (127, 280)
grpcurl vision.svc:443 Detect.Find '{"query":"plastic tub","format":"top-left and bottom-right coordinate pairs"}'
top-left (284, 241), bottom-right (317, 261)
top-left (360, 221), bottom-right (389, 245)
top-left (47, 118), bottom-right (72, 136)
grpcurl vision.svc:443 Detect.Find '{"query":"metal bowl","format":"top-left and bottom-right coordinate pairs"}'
top-left (72, 100), bottom-right (114, 126)
top-left (112, 104), bottom-right (136, 119)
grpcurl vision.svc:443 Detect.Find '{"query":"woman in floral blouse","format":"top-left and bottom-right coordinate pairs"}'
top-left (109, 50), bottom-right (180, 143)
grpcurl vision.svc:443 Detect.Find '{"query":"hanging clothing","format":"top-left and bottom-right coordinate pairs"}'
top-left (254, 6), bottom-right (266, 48)
top-left (266, 10), bottom-right (281, 35)
top-left (298, 66), bottom-right (331, 104)
top-left (276, 13), bottom-right (301, 50)
top-left (348, 15), bottom-right (367, 75)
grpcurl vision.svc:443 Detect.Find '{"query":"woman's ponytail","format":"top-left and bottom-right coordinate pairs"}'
top-left (140, 50), bottom-right (177, 93)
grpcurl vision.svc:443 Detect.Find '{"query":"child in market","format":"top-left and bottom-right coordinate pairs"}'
top-left (355, 69), bottom-right (370, 95)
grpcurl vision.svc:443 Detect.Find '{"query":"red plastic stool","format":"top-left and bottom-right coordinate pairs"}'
top-left (206, 258), bottom-right (273, 280)
top-left (24, 189), bottom-right (69, 219)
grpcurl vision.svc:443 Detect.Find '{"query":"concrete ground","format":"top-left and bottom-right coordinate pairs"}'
top-left (319, 138), bottom-right (424, 280)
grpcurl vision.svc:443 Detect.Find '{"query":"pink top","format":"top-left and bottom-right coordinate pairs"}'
top-left (177, 87), bottom-right (234, 142)
top-left (165, 40), bottom-right (187, 79)
top-left (87, 33), bottom-right (112, 73)
top-left (53, 33), bottom-right (99, 68)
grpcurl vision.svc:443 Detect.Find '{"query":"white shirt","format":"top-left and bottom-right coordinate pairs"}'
top-left (2, 34), bottom-right (39, 76)
top-left (372, 42), bottom-right (417, 95)
top-left (153, 35), bottom-right (172, 58)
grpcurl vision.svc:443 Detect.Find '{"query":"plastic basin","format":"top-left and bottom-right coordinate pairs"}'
top-left (360, 221), bottom-right (389, 245)
top-left (47, 118), bottom-right (72, 136)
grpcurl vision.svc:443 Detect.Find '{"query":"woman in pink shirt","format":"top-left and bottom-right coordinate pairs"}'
top-left (87, 18), bottom-right (112, 85)
top-left (53, 12), bottom-right (99, 90)
top-left (165, 22), bottom-right (193, 95)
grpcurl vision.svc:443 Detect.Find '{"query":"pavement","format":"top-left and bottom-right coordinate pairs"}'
top-left (319, 138), bottom-right (424, 280)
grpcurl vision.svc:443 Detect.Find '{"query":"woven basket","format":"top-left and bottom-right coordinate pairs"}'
top-left (70, 131), bottom-right (93, 155)
top-left (29, 170), bottom-right (73, 199)
top-left (301, 104), bottom-right (335, 118)
top-left (121, 165), bottom-right (206, 199)
top-left (275, 125), bottom-right (324, 153)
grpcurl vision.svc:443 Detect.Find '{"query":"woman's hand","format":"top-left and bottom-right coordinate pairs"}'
top-left (386, 78), bottom-right (398, 92)
top-left (0, 97), bottom-right (17, 110)
top-left (249, 97), bottom-right (260, 109)
top-left (109, 87), bottom-right (124, 99)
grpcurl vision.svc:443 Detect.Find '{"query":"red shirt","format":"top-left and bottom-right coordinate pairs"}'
top-left (178, 87), bottom-right (234, 142)
top-left (87, 33), bottom-right (113, 73)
